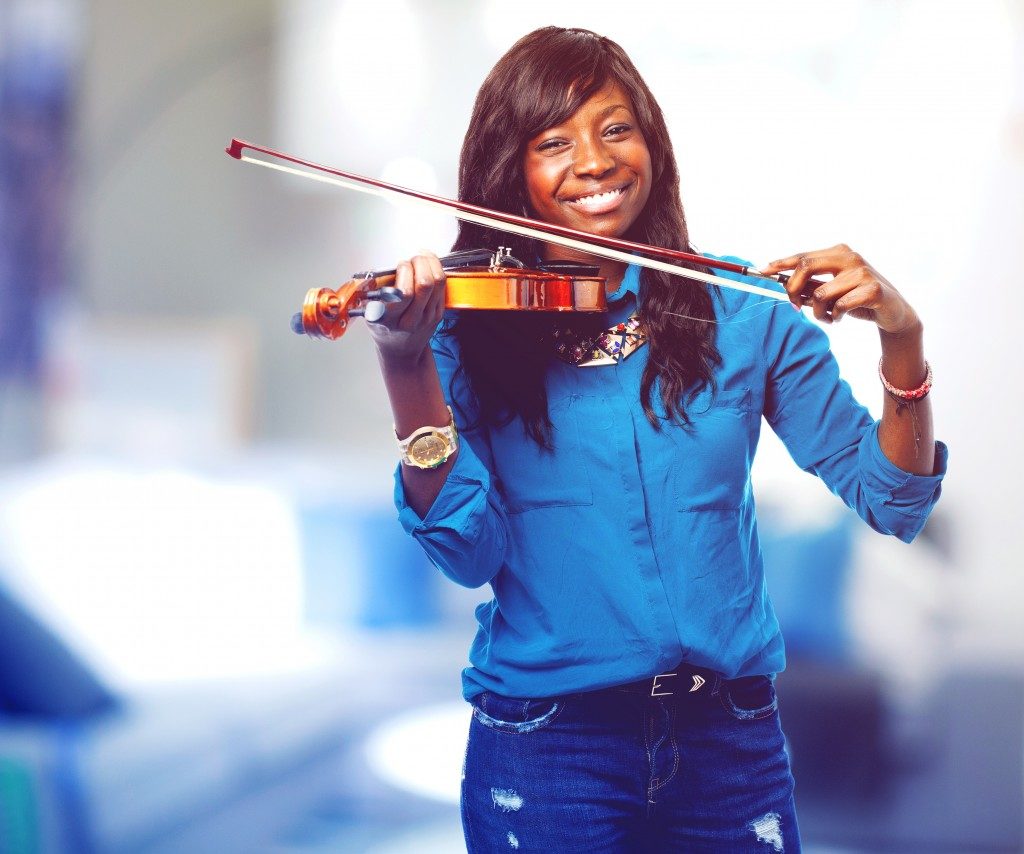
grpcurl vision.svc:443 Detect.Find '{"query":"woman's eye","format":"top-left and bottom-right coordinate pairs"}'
top-left (605, 124), bottom-right (631, 137)
top-left (537, 139), bottom-right (566, 152)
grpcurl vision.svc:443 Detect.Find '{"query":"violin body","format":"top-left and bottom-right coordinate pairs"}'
top-left (445, 266), bottom-right (605, 312)
top-left (294, 250), bottom-right (607, 341)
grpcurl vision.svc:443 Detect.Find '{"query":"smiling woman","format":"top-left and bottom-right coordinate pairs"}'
top-left (445, 30), bottom-right (721, 447)
top-left (349, 25), bottom-right (947, 854)
top-left (522, 81), bottom-right (652, 249)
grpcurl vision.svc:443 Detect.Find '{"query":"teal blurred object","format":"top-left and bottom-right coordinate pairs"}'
top-left (760, 514), bottom-right (855, 662)
top-left (0, 758), bottom-right (39, 854)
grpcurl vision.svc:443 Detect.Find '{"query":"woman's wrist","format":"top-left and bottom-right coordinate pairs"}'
top-left (878, 321), bottom-right (926, 389)
top-left (376, 342), bottom-right (433, 373)
top-left (879, 316), bottom-right (923, 344)
top-left (376, 343), bottom-right (450, 440)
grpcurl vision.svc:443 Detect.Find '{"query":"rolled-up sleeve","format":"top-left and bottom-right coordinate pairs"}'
top-left (392, 327), bottom-right (509, 588)
top-left (764, 305), bottom-right (947, 543)
top-left (856, 421), bottom-right (947, 541)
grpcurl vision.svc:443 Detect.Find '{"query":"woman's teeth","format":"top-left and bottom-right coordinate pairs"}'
top-left (567, 187), bottom-right (625, 213)
top-left (576, 188), bottom-right (621, 204)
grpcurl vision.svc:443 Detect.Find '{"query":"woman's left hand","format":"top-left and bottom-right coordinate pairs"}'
top-left (760, 244), bottom-right (921, 336)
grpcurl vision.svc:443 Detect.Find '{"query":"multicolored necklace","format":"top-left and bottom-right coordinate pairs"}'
top-left (551, 313), bottom-right (647, 367)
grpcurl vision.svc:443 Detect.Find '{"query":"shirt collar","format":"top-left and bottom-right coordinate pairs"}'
top-left (605, 263), bottom-right (641, 304)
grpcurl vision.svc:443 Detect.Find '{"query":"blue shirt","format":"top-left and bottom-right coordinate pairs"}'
top-left (395, 256), bottom-right (948, 700)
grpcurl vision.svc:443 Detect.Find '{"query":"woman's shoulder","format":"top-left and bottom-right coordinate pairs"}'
top-left (700, 251), bottom-right (786, 312)
top-left (698, 251), bottom-right (780, 330)
top-left (698, 250), bottom-right (817, 366)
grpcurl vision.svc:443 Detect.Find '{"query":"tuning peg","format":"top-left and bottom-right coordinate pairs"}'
top-left (364, 286), bottom-right (403, 303)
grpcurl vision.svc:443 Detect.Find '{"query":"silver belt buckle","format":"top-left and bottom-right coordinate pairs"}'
top-left (651, 672), bottom-right (677, 697)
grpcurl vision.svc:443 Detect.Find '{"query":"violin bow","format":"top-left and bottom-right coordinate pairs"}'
top-left (226, 139), bottom-right (792, 302)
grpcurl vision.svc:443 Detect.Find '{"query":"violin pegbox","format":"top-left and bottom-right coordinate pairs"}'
top-left (292, 274), bottom-right (404, 338)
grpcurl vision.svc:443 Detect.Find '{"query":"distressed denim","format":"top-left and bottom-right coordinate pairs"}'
top-left (461, 674), bottom-right (799, 853)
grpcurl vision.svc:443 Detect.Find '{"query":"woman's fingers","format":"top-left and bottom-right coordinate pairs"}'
top-left (804, 268), bottom-right (864, 323)
top-left (424, 252), bottom-right (447, 326)
top-left (762, 244), bottom-right (862, 308)
top-left (364, 252), bottom-right (447, 362)
top-left (394, 257), bottom-right (429, 330)
top-left (398, 253), bottom-right (443, 331)
top-left (383, 254), bottom-right (441, 331)
top-left (380, 259), bottom-right (415, 327)
top-left (761, 244), bottom-right (858, 275)
top-left (762, 245), bottom-right (917, 332)
top-left (831, 281), bottom-right (885, 324)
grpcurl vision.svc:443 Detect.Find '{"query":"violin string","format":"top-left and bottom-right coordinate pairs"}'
top-left (660, 297), bottom-right (795, 326)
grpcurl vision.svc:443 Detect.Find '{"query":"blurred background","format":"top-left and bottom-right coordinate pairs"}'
top-left (1, 0), bottom-right (1021, 851)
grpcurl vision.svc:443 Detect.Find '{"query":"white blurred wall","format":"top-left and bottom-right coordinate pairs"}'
top-left (71, 0), bottom-right (1024, 661)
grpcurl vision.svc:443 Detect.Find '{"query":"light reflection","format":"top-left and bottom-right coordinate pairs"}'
top-left (277, 0), bottom-right (429, 176)
top-left (363, 701), bottom-right (468, 805)
top-left (0, 460), bottom-right (309, 686)
top-left (379, 156), bottom-right (457, 254)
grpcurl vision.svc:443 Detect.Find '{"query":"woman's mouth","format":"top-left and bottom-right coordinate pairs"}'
top-left (564, 184), bottom-right (630, 215)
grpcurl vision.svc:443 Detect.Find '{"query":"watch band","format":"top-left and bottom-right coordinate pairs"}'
top-left (395, 406), bottom-right (459, 469)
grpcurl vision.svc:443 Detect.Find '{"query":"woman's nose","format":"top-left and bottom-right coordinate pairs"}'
top-left (573, 137), bottom-right (615, 177)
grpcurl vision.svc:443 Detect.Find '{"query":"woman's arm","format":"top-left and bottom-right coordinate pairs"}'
top-left (368, 253), bottom-right (456, 517)
top-left (368, 252), bottom-right (509, 587)
top-left (760, 244), bottom-right (937, 475)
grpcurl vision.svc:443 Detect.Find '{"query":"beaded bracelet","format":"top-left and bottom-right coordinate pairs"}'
top-left (878, 358), bottom-right (933, 401)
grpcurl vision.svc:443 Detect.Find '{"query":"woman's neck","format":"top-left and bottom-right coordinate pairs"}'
top-left (540, 243), bottom-right (627, 294)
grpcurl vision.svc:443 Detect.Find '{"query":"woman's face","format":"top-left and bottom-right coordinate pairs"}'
top-left (523, 80), bottom-right (653, 241)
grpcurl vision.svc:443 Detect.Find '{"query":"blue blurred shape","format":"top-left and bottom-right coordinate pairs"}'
top-left (0, 582), bottom-right (117, 720)
top-left (298, 504), bottom-right (439, 629)
top-left (760, 514), bottom-right (855, 662)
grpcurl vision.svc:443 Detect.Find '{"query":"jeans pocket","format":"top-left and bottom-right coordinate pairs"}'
top-left (719, 675), bottom-right (778, 721)
top-left (471, 691), bottom-right (564, 734)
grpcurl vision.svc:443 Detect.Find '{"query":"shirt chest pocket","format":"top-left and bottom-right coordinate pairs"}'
top-left (672, 387), bottom-right (754, 511)
top-left (489, 396), bottom-right (594, 514)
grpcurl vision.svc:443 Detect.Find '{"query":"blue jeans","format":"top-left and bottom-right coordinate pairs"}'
top-left (461, 672), bottom-right (800, 852)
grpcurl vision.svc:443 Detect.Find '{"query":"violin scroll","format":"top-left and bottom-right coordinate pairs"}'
top-left (291, 278), bottom-right (403, 340)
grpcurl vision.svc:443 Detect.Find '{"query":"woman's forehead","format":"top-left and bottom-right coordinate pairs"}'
top-left (553, 79), bottom-right (635, 123)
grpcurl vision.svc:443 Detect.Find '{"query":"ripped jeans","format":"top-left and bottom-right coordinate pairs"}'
top-left (461, 673), bottom-right (800, 853)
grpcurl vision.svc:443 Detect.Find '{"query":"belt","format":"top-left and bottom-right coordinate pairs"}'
top-left (613, 664), bottom-right (720, 698)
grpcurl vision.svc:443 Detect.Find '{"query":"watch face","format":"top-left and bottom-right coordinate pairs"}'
top-left (409, 432), bottom-right (449, 467)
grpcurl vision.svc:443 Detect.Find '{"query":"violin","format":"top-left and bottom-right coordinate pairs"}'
top-left (226, 138), bottom-right (825, 338)
top-left (292, 247), bottom-right (606, 340)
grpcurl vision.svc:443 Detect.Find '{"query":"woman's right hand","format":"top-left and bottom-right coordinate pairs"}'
top-left (365, 252), bottom-right (446, 365)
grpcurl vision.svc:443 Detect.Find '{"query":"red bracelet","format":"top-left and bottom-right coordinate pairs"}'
top-left (878, 358), bottom-right (933, 401)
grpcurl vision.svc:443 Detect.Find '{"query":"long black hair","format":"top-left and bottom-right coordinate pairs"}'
top-left (447, 26), bottom-right (720, 446)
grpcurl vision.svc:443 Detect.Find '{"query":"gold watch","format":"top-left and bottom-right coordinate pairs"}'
top-left (396, 406), bottom-right (459, 469)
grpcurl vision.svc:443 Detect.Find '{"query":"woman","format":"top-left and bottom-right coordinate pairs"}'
top-left (368, 27), bottom-right (946, 853)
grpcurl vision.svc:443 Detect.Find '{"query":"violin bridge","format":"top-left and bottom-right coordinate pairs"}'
top-left (491, 246), bottom-right (511, 269)
top-left (490, 246), bottom-right (524, 270)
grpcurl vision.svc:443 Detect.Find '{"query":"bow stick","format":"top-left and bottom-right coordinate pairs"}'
top-left (226, 139), bottom-right (801, 303)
